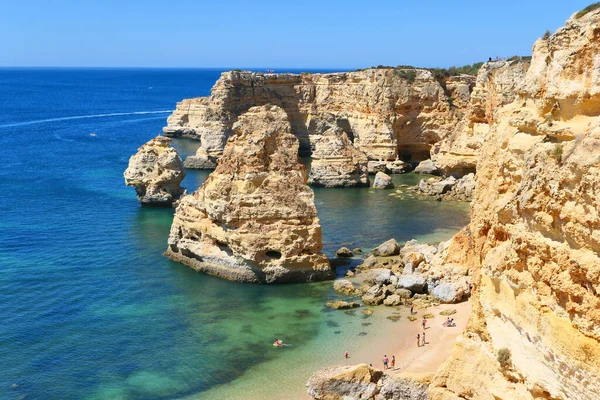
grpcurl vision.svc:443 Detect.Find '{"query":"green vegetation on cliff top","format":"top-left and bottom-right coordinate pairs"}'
top-left (576, 2), bottom-right (600, 19)
top-left (356, 56), bottom-right (532, 80)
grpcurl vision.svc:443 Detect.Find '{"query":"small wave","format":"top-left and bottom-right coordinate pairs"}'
top-left (0, 110), bottom-right (174, 129)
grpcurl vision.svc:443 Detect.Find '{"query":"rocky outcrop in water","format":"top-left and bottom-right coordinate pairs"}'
top-left (414, 173), bottom-right (476, 201)
top-left (165, 105), bottom-right (333, 283)
top-left (164, 69), bottom-right (469, 163)
top-left (308, 130), bottom-right (369, 187)
top-left (123, 136), bottom-right (185, 206)
top-left (372, 172), bottom-right (394, 189)
top-left (429, 9), bottom-right (600, 399)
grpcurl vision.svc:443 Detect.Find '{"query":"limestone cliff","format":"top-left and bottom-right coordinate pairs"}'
top-left (308, 129), bottom-right (370, 187)
top-left (123, 136), bottom-right (185, 206)
top-left (164, 69), bottom-right (467, 164)
top-left (430, 8), bottom-right (600, 400)
top-left (165, 105), bottom-right (333, 283)
top-left (431, 60), bottom-right (529, 177)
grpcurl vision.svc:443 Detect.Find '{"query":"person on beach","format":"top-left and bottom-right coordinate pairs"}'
top-left (422, 331), bottom-right (426, 346)
top-left (422, 318), bottom-right (427, 330)
top-left (410, 304), bottom-right (414, 314)
top-left (391, 355), bottom-right (395, 369)
top-left (416, 333), bottom-right (420, 347)
top-left (344, 351), bottom-right (349, 359)
top-left (383, 355), bottom-right (389, 369)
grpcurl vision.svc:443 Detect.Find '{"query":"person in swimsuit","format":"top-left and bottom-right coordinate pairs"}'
top-left (391, 355), bottom-right (395, 369)
top-left (422, 331), bottom-right (426, 346)
top-left (382, 355), bottom-right (389, 369)
top-left (416, 333), bottom-right (420, 347)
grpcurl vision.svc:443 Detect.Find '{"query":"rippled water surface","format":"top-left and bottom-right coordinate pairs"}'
top-left (0, 68), bottom-right (469, 400)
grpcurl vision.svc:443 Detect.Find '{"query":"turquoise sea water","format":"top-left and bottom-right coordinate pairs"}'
top-left (0, 68), bottom-right (469, 400)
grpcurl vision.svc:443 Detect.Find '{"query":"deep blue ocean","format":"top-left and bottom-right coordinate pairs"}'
top-left (0, 68), bottom-right (469, 400)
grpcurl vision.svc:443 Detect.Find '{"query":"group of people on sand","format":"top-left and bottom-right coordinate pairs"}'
top-left (382, 354), bottom-right (395, 370)
top-left (443, 317), bottom-right (456, 327)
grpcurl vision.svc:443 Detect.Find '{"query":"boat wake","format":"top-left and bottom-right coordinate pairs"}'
top-left (0, 110), bottom-right (174, 129)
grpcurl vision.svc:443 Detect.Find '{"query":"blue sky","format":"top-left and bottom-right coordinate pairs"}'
top-left (0, 0), bottom-right (594, 68)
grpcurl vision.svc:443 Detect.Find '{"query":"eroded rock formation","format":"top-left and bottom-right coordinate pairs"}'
top-left (164, 69), bottom-right (468, 163)
top-left (307, 364), bottom-right (430, 400)
top-left (165, 105), bottom-right (333, 283)
top-left (430, 9), bottom-right (600, 399)
top-left (431, 59), bottom-right (529, 177)
top-left (308, 130), bottom-right (370, 187)
top-left (123, 136), bottom-right (185, 206)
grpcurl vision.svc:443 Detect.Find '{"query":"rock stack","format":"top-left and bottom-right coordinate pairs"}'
top-left (165, 105), bottom-right (333, 283)
top-left (123, 136), bottom-right (186, 206)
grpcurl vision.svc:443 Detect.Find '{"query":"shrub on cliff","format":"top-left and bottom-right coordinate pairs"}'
top-left (497, 348), bottom-right (512, 369)
top-left (542, 30), bottom-right (551, 40)
top-left (576, 2), bottom-right (600, 19)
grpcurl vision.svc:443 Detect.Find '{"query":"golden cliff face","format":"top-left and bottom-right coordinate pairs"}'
top-left (430, 9), bottom-right (600, 400)
top-left (163, 69), bottom-right (465, 162)
top-left (165, 105), bottom-right (333, 283)
top-left (431, 60), bottom-right (529, 177)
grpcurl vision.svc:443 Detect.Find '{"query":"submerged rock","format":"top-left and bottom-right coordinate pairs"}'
top-left (308, 130), bottom-right (370, 187)
top-left (124, 136), bottom-right (186, 206)
top-left (165, 105), bottom-right (333, 283)
top-left (325, 300), bottom-right (361, 310)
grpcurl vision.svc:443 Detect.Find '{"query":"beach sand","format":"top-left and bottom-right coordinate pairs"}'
top-left (346, 301), bottom-right (471, 374)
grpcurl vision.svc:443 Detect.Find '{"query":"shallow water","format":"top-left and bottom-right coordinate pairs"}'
top-left (0, 68), bottom-right (469, 400)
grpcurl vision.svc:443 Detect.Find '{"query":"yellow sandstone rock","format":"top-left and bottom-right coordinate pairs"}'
top-left (165, 105), bottom-right (333, 283)
top-left (430, 8), bottom-right (600, 400)
top-left (163, 69), bottom-right (466, 164)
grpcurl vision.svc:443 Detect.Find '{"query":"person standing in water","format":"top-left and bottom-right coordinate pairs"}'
top-left (344, 351), bottom-right (349, 359)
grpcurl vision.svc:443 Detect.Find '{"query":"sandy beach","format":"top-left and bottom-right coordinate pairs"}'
top-left (342, 301), bottom-right (471, 374)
